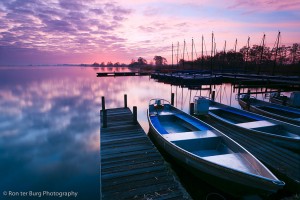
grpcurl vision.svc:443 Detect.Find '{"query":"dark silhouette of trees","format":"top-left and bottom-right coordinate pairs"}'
top-left (106, 61), bottom-right (113, 67)
top-left (153, 56), bottom-right (167, 66)
top-left (91, 42), bottom-right (299, 74)
top-left (175, 42), bottom-right (300, 75)
top-left (290, 43), bottom-right (300, 64)
top-left (92, 62), bottom-right (100, 66)
top-left (128, 57), bottom-right (148, 67)
top-left (114, 62), bottom-right (120, 67)
top-left (137, 57), bottom-right (147, 65)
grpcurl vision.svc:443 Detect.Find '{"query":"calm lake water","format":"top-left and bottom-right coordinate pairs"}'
top-left (0, 66), bottom-right (278, 199)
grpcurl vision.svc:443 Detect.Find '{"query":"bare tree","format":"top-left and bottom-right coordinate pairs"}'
top-left (153, 56), bottom-right (167, 66)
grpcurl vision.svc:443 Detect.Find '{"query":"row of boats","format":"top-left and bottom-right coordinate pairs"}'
top-left (147, 94), bottom-right (300, 197)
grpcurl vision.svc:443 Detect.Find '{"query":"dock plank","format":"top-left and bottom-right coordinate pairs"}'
top-left (100, 107), bottom-right (191, 200)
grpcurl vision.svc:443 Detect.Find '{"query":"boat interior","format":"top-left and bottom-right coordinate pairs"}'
top-left (209, 108), bottom-right (263, 124)
top-left (256, 106), bottom-right (300, 119)
top-left (149, 103), bottom-right (270, 175)
top-left (209, 106), bottom-right (300, 138)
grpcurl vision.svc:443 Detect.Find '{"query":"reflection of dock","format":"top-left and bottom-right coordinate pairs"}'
top-left (198, 115), bottom-right (300, 192)
top-left (97, 72), bottom-right (151, 77)
top-left (100, 98), bottom-right (190, 199)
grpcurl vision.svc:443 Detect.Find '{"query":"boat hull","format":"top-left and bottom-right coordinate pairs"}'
top-left (148, 125), bottom-right (282, 197)
top-left (212, 100), bottom-right (300, 151)
top-left (147, 107), bottom-right (284, 197)
top-left (239, 98), bottom-right (300, 126)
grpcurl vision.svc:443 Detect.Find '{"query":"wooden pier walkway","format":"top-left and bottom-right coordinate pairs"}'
top-left (97, 72), bottom-right (150, 77)
top-left (100, 107), bottom-right (191, 200)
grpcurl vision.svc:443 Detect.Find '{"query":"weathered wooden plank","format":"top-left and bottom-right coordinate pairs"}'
top-left (100, 107), bottom-right (191, 200)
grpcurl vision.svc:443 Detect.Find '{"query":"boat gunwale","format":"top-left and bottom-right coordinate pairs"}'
top-left (238, 98), bottom-right (300, 127)
top-left (239, 96), bottom-right (300, 125)
top-left (147, 101), bottom-right (283, 186)
top-left (210, 100), bottom-right (300, 141)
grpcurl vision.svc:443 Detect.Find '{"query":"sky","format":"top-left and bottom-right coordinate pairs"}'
top-left (0, 0), bottom-right (300, 65)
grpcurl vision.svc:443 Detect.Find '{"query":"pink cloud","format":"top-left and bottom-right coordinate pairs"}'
top-left (226, 0), bottom-right (300, 12)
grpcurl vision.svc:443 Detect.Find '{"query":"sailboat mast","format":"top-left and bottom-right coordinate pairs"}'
top-left (192, 38), bottom-right (194, 68)
top-left (272, 31), bottom-right (280, 75)
top-left (234, 38), bottom-right (237, 53)
top-left (172, 43), bottom-right (173, 68)
top-left (183, 39), bottom-right (186, 69)
top-left (245, 36), bottom-right (250, 73)
top-left (210, 32), bottom-right (214, 74)
top-left (177, 41), bottom-right (179, 67)
top-left (214, 40), bottom-right (216, 57)
top-left (258, 34), bottom-right (266, 74)
top-left (222, 40), bottom-right (226, 72)
top-left (246, 37), bottom-right (250, 62)
top-left (201, 35), bottom-right (204, 68)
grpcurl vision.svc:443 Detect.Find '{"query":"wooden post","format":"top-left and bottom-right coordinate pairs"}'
top-left (124, 94), bottom-right (127, 108)
top-left (211, 91), bottom-right (215, 101)
top-left (190, 103), bottom-right (194, 115)
top-left (247, 89), bottom-right (251, 96)
top-left (101, 96), bottom-right (105, 111)
top-left (102, 110), bottom-right (107, 128)
top-left (171, 93), bottom-right (175, 106)
top-left (246, 89), bottom-right (251, 111)
top-left (133, 106), bottom-right (137, 124)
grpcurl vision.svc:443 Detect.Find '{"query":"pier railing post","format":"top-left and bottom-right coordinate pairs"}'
top-left (124, 94), bottom-right (127, 108)
top-left (102, 110), bottom-right (107, 128)
top-left (189, 103), bottom-right (194, 115)
top-left (211, 91), bottom-right (215, 101)
top-left (246, 89), bottom-right (251, 111)
top-left (171, 93), bottom-right (175, 106)
top-left (133, 106), bottom-right (137, 124)
top-left (101, 96), bottom-right (105, 110)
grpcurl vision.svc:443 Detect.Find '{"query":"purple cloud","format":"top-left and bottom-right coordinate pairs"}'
top-left (227, 0), bottom-right (300, 12)
top-left (90, 8), bottom-right (104, 15)
top-left (0, 0), bottom-right (132, 64)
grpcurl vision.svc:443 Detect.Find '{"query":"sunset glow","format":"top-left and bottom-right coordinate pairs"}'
top-left (0, 0), bottom-right (299, 65)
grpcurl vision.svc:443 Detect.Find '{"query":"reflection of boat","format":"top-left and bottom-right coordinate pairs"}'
top-left (147, 99), bottom-right (284, 197)
top-left (270, 92), bottom-right (300, 108)
top-left (238, 95), bottom-right (300, 126)
top-left (194, 97), bottom-right (300, 150)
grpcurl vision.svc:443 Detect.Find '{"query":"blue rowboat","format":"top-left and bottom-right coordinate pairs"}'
top-left (194, 97), bottom-right (300, 151)
top-left (270, 92), bottom-right (300, 108)
top-left (147, 99), bottom-right (284, 197)
top-left (238, 94), bottom-right (300, 126)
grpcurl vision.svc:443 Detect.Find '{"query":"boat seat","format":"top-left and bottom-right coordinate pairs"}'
top-left (175, 114), bottom-right (209, 130)
top-left (208, 106), bottom-right (220, 110)
top-left (162, 130), bottom-right (218, 142)
top-left (236, 120), bottom-right (276, 129)
top-left (203, 153), bottom-right (257, 174)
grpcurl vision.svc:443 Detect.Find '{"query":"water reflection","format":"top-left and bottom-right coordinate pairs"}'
top-left (0, 66), bottom-right (272, 199)
top-left (0, 67), bottom-right (102, 199)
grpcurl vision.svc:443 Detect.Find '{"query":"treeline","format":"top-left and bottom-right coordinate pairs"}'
top-left (128, 56), bottom-right (168, 68)
top-left (180, 43), bottom-right (300, 75)
top-left (91, 61), bottom-right (127, 67)
top-left (91, 42), bottom-right (300, 75)
top-left (91, 55), bottom-right (168, 69)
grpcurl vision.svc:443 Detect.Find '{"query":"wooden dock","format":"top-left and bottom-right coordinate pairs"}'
top-left (150, 71), bottom-right (300, 91)
top-left (97, 72), bottom-right (151, 77)
top-left (100, 107), bottom-right (191, 200)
